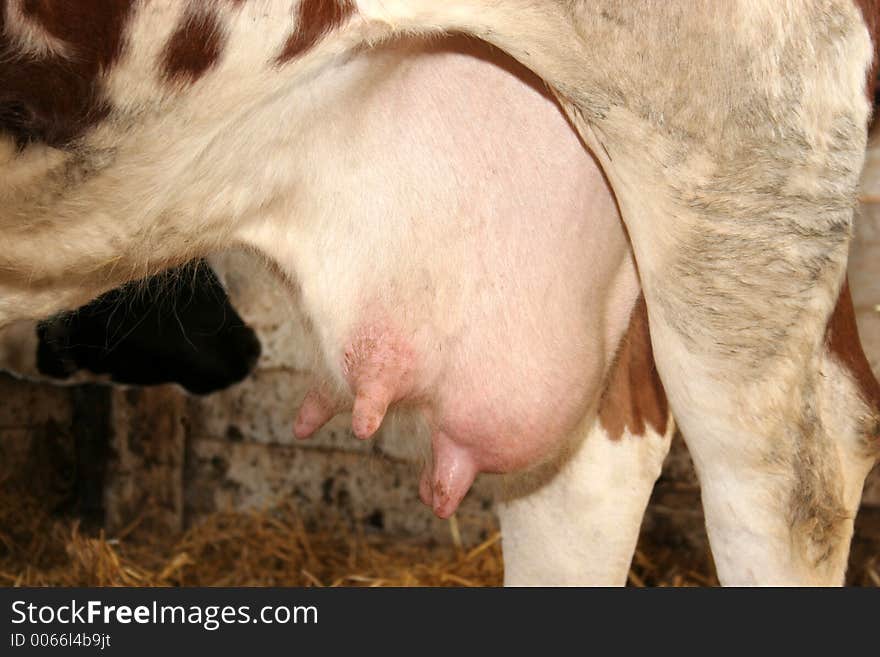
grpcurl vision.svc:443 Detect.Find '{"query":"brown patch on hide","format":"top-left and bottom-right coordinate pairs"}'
top-left (0, 0), bottom-right (134, 147)
top-left (599, 296), bottom-right (670, 440)
top-left (162, 8), bottom-right (225, 83)
top-left (276, 0), bottom-right (354, 63)
top-left (825, 279), bottom-right (880, 429)
top-left (18, 0), bottom-right (131, 66)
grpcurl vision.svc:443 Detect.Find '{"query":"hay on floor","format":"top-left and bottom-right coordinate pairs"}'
top-left (1, 481), bottom-right (878, 587)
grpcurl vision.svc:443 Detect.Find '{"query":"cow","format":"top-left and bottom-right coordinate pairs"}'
top-left (0, 260), bottom-right (261, 394)
top-left (0, 1), bottom-right (878, 585)
top-left (35, 260), bottom-right (260, 394)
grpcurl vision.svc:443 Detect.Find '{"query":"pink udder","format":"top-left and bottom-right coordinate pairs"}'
top-left (293, 322), bottom-right (568, 518)
top-left (418, 433), bottom-right (479, 519)
top-left (293, 387), bottom-right (340, 440)
top-left (342, 325), bottom-right (417, 440)
top-left (294, 324), bottom-right (419, 434)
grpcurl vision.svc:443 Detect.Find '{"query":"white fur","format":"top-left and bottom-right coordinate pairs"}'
top-left (498, 416), bottom-right (673, 586)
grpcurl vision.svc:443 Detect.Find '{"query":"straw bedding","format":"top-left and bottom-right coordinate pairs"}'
top-left (2, 477), bottom-right (877, 587)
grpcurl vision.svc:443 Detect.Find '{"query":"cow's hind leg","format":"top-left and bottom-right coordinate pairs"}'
top-left (497, 418), bottom-right (672, 586)
top-left (498, 299), bottom-right (673, 586)
top-left (573, 34), bottom-right (877, 584)
top-left (560, 8), bottom-right (879, 584)
top-left (643, 286), bottom-right (880, 585)
top-left (355, 0), bottom-right (878, 584)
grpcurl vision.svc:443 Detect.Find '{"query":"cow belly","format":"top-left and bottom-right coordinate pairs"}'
top-left (239, 38), bottom-right (640, 517)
